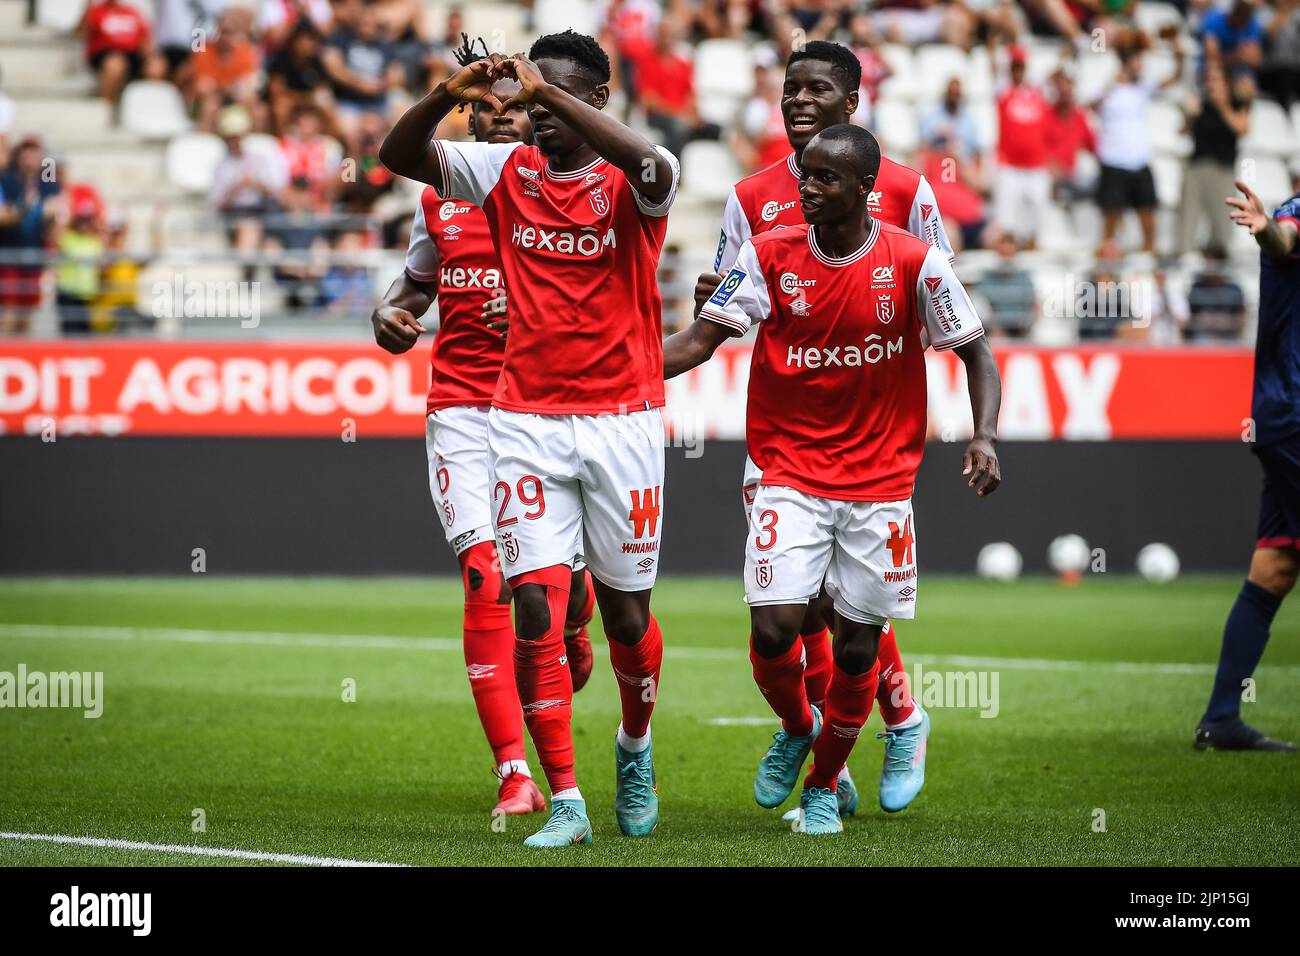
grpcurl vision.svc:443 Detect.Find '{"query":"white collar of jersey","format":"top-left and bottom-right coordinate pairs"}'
top-left (807, 218), bottom-right (880, 267)
top-left (544, 154), bottom-right (605, 181)
top-left (786, 153), bottom-right (800, 179)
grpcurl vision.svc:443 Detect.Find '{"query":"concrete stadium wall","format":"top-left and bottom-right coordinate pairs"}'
top-left (0, 438), bottom-right (1260, 575)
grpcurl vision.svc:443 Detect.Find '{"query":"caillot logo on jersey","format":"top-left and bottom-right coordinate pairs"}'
top-left (709, 268), bottom-right (746, 307)
top-left (440, 266), bottom-right (502, 288)
top-left (439, 200), bottom-right (471, 221)
top-left (510, 224), bottom-right (616, 258)
top-left (761, 199), bottom-right (797, 221)
top-left (924, 276), bottom-right (962, 334)
top-left (786, 334), bottom-right (903, 368)
top-left (779, 272), bottom-right (816, 295)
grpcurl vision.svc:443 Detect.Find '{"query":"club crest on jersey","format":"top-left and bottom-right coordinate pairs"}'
top-left (710, 268), bottom-right (746, 307)
top-left (761, 199), bottom-right (797, 222)
top-left (755, 558), bottom-right (773, 589)
top-left (877, 297), bottom-right (895, 324)
top-left (589, 185), bottom-right (610, 216)
top-left (500, 532), bottom-right (520, 563)
top-left (439, 200), bottom-right (470, 220)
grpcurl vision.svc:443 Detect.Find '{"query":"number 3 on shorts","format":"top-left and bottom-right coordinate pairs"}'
top-left (755, 508), bottom-right (778, 551)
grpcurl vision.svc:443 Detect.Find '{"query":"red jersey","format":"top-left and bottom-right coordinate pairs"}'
top-left (84, 2), bottom-right (151, 57)
top-left (1043, 104), bottom-right (1096, 176)
top-left (404, 187), bottom-right (506, 414)
top-left (432, 140), bottom-right (678, 415)
top-left (996, 84), bottom-right (1051, 169)
top-left (714, 151), bottom-right (953, 273)
top-left (699, 221), bottom-right (984, 501)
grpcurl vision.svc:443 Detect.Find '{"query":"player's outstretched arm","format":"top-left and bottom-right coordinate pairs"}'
top-left (495, 55), bottom-right (674, 205)
top-left (955, 334), bottom-right (1002, 496)
top-left (1227, 179), bottom-right (1299, 259)
top-left (663, 316), bottom-right (733, 379)
top-left (371, 272), bottom-right (434, 355)
top-left (380, 57), bottom-right (503, 187)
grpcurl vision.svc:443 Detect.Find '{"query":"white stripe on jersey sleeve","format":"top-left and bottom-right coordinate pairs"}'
top-left (431, 140), bottom-right (522, 207)
top-left (917, 245), bottom-right (985, 351)
top-left (713, 187), bottom-right (752, 273)
top-left (909, 174), bottom-right (956, 264)
top-left (632, 144), bottom-right (682, 218)
top-left (697, 240), bottom-right (770, 336)
top-left (403, 201), bottom-right (438, 282)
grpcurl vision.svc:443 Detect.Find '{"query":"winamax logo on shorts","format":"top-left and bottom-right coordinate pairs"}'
top-left (0, 664), bottom-right (103, 718)
top-left (50, 886), bottom-right (151, 936)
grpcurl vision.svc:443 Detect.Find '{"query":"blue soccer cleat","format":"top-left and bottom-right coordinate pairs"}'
top-left (797, 786), bottom-right (843, 836)
top-left (878, 707), bottom-right (929, 813)
top-left (755, 705), bottom-right (822, 809)
top-left (522, 797), bottom-right (592, 848)
top-left (836, 768), bottom-right (859, 816)
top-left (614, 737), bottom-right (659, 837)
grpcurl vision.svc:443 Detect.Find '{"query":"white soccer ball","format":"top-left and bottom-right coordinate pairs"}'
top-left (1137, 543), bottom-right (1180, 583)
top-left (1048, 534), bottom-right (1091, 574)
top-left (977, 542), bottom-right (1023, 582)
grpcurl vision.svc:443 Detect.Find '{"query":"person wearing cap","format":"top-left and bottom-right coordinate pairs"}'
top-left (54, 198), bottom-right (105, 336)
top-left (208, 105), bottom-right (289, 269)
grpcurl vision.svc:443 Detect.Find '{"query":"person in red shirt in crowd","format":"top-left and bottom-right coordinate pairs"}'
top-left (1043, 69), bottom-right (1097, 205)
top-left (278, 105), bottom-right (337, 212)
top-left (78, 0), bottom-right (163, 107)
top-left (917, 130), bottom-right (987, 251)
top-left (993, 44), bottom-right (1051, 249)
top-left (632, 16), bottom-right (720, 159)
top-left (189, 9), bottom-right (264, 133)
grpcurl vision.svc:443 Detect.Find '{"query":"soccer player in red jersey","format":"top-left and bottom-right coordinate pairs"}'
top-left (665, 124), bottom-right (1002, 833)
top-left (381, 31), bottom-right (679, 847)
top-left (706, 40), bottom-right (952, 816)
top-left (370, 40), bottom-right (597, 820)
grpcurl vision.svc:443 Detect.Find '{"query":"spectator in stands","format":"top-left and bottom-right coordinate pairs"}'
top-left (54, 198), bottom-right (104, 336)
top-left (917, 129), bottom-right (987, 250)
top-left (279, 105), bottom-right (337, 212)
top-left (258, 0), bottom-right (334, 52)
top-left (320, 227), bottom-right (373, 311)
top-left (598, 0), bottom-right (660, 97)
top-left (1076, 244), bottom-right (1131, 340)
top-left (322, 1), bottom-right (405, 143)
top-left (208, 106), bottom-right (287, 270)
top-left (735, 54), bottom-right (789, 172)
top-left (79, 0), bottom-right (163, 109)
top-left (692, 0), bottom-right (753, 40)
top-left (93, 214), bottom-right (150, 333)
top-left (1184, 243), bottom-right (1248, 341)
top-left (920, 76), bottom-right (983, 163)
top-left (266, 19), bottom-right (334, 135)
top-left (371, 0), bottom-right (435, 91)
top-left (189, 9), bottom-right (263, 133)
top-left (152, 0), bottom-right (225, 81)
top-left (978, 229), bottom-right (1039, 338)
top-left (337, 110), bottom-right (394, 213)
top-left (0, 136), bottom-right (61, 335)
top-left (1260, 0), bottom-right (1300, 106)
top-left (1180, 64), bottom-right (1251, 253)
top-left (1095, 40), bottom-right (1186, 254)
top-left (264, 176), bottom-right (328, 310)
top-left (994, 45), bottom-right (1052, 249)
top-left (1202, 0), bottom-right (1264, 75)
top-left (1019, 0), bottom-right (1089, 45)
top-left (634, 16), bottom-right (720, 159)
top-left (1043, 69), bottom-right (1096, 205)
top-left (848, 12), bottom-right (892, 108)
top-left (874, 0), bottom-right (976, 50)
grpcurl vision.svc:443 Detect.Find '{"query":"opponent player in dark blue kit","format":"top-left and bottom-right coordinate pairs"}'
top-left (1196, 180), bottom-right (1300, 751)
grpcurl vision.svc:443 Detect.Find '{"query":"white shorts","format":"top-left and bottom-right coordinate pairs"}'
top-left (487, 407), bottom-right (665, 590)
top-left (426, 406), bottom-right (496, 557)
top-left (993, 165), bottom-right (1051, 242)
top-left (744, 484), bottom-right (918, 625)
top-left (741, 454), bottom-right (762, 518)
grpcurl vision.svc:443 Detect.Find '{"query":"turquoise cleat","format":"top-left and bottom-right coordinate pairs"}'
top-left (836, 769), bottom-right (859, 816)
top-left (614, 738), bottom-right (659, 837)
top-left (878, 707), bottom-right (930, 813)
top-left (522, 797), bottom-right (592, 848)
top-left (797, 786), bottom-right (844, 835)
top-left (754, 705), bottom-right (822, 809)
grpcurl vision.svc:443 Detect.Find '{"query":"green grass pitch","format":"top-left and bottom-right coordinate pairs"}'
top-left (0, 576), bottom-right (1296, 867)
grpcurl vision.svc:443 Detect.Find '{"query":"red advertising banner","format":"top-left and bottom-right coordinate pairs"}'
top-left (0, 340), bottom-right (1254, 440)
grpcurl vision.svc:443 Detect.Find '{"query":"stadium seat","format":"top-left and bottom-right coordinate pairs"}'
top-left (165, 132), bottom-right (227, 194)
top-left (915, 45), bottom-right (970, 102)
top-left (532, 0), bottom-right (598, 39)
top-left (968, 99), bottom-right (997, 154)
top-left (1134, 2), bottom-right (1185, 37)
top-left (35, 0), bottom-right (83, 31)
top-left (1251, 157), bottom-right (1292, 207)
top-left (1075, 52), bottom-right (1120, 103)
top-left (877, 44), bottom-right (916, 101)
top-left (1148, 99), bottom-right (1191, 157)
top-left (120, 81), bottom-right (192, 140)
top-left (680, 141), bottom-right (742, 202)
top-left (1142, 49), bottom-right (1182, 88)
top-left (694, 40), bottom-right (754, 101)
top-left (1241, 99), bottom-right (1296, 158)
top-left (1151, 155), bottom-right (1183, 208)
top-left (873, 97), bottom-right (919, 155)
top-left (1024, 44), bottom-right (1064, 86)
top-left (964, 46), bottom-right (996, 101)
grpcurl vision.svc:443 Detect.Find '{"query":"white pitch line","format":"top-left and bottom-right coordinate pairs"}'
top-left (2, 622), bottom-right (1298, 676)
top-left (0, 831), bottom-right (408, 867)
top-left (704, 717), bottom-right (775, 726)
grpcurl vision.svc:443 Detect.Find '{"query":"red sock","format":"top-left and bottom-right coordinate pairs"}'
top-left (806, 661), bottom-right (880, 790)
top-left (607, 614), bottom-right (663, 738)
top-left (751, 635), bottom-right (814, 736)
top-left (801, 626), bottom-right (833, 711)
top-left (460, 542), bottom-right (524, 765)
top-left (875, 622), bottom-right (916, 726)
top-left (510, 565), bottom-right (576, 793)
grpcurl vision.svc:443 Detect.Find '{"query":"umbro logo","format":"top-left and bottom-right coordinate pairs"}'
top-left (523, 699), bottom-right (565, 712)
top-left (443, 224), bottom-right (461, 237)
top-left (466, 663), bottom-right (497, 679)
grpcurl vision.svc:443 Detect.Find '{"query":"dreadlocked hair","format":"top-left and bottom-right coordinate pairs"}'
top-left (452, 33), bottom-right (490, 112)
